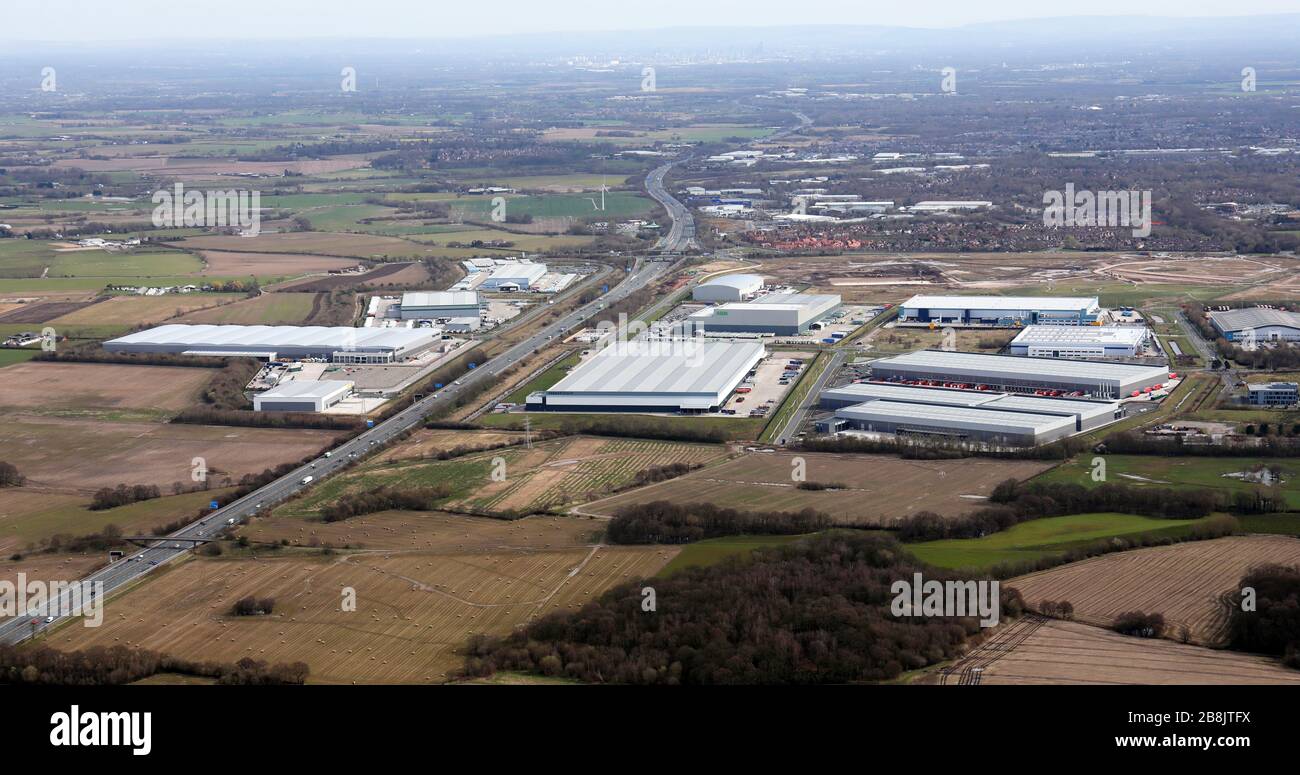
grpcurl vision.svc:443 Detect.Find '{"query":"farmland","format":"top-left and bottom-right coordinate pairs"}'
top-left (935, 617), bottom-right (1300, 685)
top-left (1035, 455), bottom-right (1300, 510)
top-left (50, 516), bottom-right (679, 684)
top-left (1007, 535), bottom-right (1300, 646)
top-left (0, 362), bottom-right (213, 414)
top-left (178, 292), bottom-right (317, 325)
top-left (580, 451), bottom-right (1054, 524)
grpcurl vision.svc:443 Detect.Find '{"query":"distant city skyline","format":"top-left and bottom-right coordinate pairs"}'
top-left (1, 2), bottom-right (1298, 42)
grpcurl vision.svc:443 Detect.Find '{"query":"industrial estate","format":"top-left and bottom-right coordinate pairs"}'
top-left (2, 10), bottom-right (1300, 704)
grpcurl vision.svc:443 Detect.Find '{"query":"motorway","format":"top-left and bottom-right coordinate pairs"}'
top-left (0, 164), bottom-right (694, 645)
top-left (646, 159), bottom-right (697, 253)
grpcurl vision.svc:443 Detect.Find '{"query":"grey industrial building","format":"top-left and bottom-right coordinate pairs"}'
top-left (692, 273), bottom-right (764, 302)
top-left (687, 292), bottom-right (841, 335)
top-left (867, 350), bottom-right (1169, 399)
top-left (253, 380), bottom-right (354, 412)
top-left (526, 340), bottom-right (765, 413)
top-left (1247, 382), bottom-right (1299, 406)
top-left (898, 295), bottom-right (1101, 327)
top-left (819, 381), bottom-right (1122, 444)
top-left (104, 324), bottom-right (440, 364)
top-left (1208, 308), bottom-right (1300, 343)
top-left (1008, 325), bottom-right (1151, 358)
top-left (398, 291), bottom-right (483, 321)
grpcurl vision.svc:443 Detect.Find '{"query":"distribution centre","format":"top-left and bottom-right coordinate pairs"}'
top-left (687, 292), bottom-right (841, 335)
top-left (867, 350), bottom-right (1169, 399)
top-left (103, 324), bottom-right (441, 364)
top-left (898, 295), bottom-right (1101, 327)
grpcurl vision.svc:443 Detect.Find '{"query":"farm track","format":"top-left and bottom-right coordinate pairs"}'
top-left (941, 614), bottom-right (1049, 685)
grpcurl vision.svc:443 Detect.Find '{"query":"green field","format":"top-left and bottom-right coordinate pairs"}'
top-left (2, 488), bottom-right (237, 546)
top-left (1035, 454), bottom-right (1300, 509)
top-left (657, 534), bottom-right (810, 576)
top-left (905, 512), bottom-right (1209, 570)
top-left (0, 349), bottom-right (38, 368)
top-left (504, 352), bottom-right (580, 404)
top-left (1235, 512), bottom-right (1300, 536)
top-left (479, 411), bottom-right (764, 440)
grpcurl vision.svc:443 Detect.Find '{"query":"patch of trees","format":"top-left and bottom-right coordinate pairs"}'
top-left (0, 462), bottom-right (24, 487)
top-left (799, 433), bottom-right (1082, 461)
top-left (606, 501), bottom-right (833, 544)
top-left (320, 485), bottom-right (452, 522)
top-left (796, 480), bottom-right (846, 491)
top-left (231, 596), bottom-right (275, 616)
top-left (897, 479), bottom-right (1220, 543)
top-left (33, 347), bottom-right (230, 368)
top-left (1113, 611), bottom-right (1166, 638)
top-left (1038, 600), bottom-right (1075, 619)
top-left (1229, 564), bottom-right (1300, 668)
top-left (1101, 430), bottom-right (1300, 458)
top-left (462, 532), bottom-right (1024, 684)
top-left (38, 524), bottom-right (131, 555)
top-left (0, 644), bottom-right (309, 686)
top-left (90, 484), bottom-right (162, 511)
top-left (172, 407), bottom-right (364, 431)
top-left (630, 462), bottom-right (702, 487)
top-left (198, 358), bottom-right (261, 410)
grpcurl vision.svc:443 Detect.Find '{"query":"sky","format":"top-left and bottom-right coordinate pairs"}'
top-left (2, 0), bottom-right (1299, 41)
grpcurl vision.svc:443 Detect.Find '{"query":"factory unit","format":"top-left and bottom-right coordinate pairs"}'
top-left (898, 295), bottom-right (1101, 327)
top-left (526, 340), bottom-right (765, 413)
top-left (479, 262), bottom-right (547, 291)
top-left (253, 380), bottom-right (354, 412)
top-left (1247, 382), bottom-right (1299, 406)
top-left (1208, 308), bottom-right (1300, 342)
top-left (819, 382), bottom-right (1122, 444)
top-left (687, 292), bottom-right (841, 335)
top-left (867, 350), bottom-right (1169, 399)
top-left (397, 291), bottom-right (483, 320)
top-left (1008, 325), bottom-right (1151, 358)
top-left (692, 273), bottom-right (764, 302)
top-left (104, 324), bottom-right (440, 364)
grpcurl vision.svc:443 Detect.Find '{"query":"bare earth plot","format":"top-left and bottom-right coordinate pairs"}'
top-left (48, 295), bottom-right (231, 327)
top-left (938, 617), bottom-right (1300, 685)
top-left (1008, 535), bottom-right (1300, 646)
top-left (580, 451), bottom-right (1053, 524)
top-left (0, 416), bottom-right (340, 493)
top-left (52, 517), bottom-right (678, 684)
top-left (197, 250), bottom-right (359, 276)
top-left (241, 511), bottom-right (604, 551)
top-left (0, 362), bottom-right (212, 413)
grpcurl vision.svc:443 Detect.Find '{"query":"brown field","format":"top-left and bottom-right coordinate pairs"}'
top-left (198, 250), bottom-right (360, 276)
top-left (176, 232), bottom-right (431, 259)
top-left (241, 510), bottom-right (601, 551)
top-left (374, 429), bottom-right (529, 464)
top-left (49, 295), bottom-right (232, 326)
top-left (52, 155), bottom-right (368, 179)
top-left (0, 415), bottom-right (340, 493)
top-left (1008, 535), bottom-right (1300, 646)
top-left (52, 515), bottom-right (678, 684)
top-left (0, 552), bottom-right (106, 603)
top-left (0, 362), bottom-right (212, 413)
top-left (935, 616), bottom-right (1300, 685)
top-left (275, 261), bottom-right (428, 292)
top-left (0, 299), bottom-right (105, 324)
top-left (580, 451), bottom-right (1053, 524)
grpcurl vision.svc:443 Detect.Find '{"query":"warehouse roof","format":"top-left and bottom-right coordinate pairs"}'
top-left (837, 400), bottom-right (1075, 435)
top-left (1208, 308), bottom-right (1300, 332)
top-left (824, 381), bottom-right (1119, 419)
top-left (547, 340), bottom-right (764, 395)
top-left (106, 324), bottom-right (436, 351)
top-left (722, 291), bottom-right (840, 312)
top-left (400, 291), bottom-right (480, 308)
top-left (871, 350), bottom-right (1167, 381)
top-left (1010, 325), bottom-right (1149, 346)
top-left (258, 380), bottom-right (354, 399)
top-left (901, 295), bottom-right (1099, 311)
top-left (697, 273), bottom-right (764, 290)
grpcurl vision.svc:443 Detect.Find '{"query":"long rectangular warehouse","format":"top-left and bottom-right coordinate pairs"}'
top-left (899, 295), bottom-right (1101, 327)
top-left (104, 324), bottom-right (440, 364)
top-left (1008, 325), bottom-right (1151, 358)
top-left (526, 340), bottom-right (765, 413)
top-left (868, 350), bottom-right (1168, 399)
top-left (687, 291), bottom-right (841, 335)
top-left (832, 400), bottom-right (1078, 446)
top-left (821, 381), bottom-right (1122, 433)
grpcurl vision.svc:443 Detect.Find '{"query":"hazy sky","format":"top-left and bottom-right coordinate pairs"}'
top-left (2, 1), bottom-right (1298, 41)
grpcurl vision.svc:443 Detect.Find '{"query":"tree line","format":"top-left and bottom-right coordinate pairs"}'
top-left (1229, 563), bottom-right (1300, 669)
top-left (0, 644), bottom-right (308, 686)
top-left (606, 501), bottom-right (833, 545)
top-left (320, 485), bottom-right (452, 522)
top-left (89, 483), bottom-right (162, 511)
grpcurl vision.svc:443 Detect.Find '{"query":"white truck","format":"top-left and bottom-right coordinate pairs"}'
top-left (301, 475), bottom-right (314, 485)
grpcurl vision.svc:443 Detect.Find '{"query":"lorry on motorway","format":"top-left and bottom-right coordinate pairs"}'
top-left (301, 475), bottom-right (314, 485)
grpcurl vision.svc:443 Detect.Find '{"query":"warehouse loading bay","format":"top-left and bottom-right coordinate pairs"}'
top-left (722, 350), bottom-right (815, 417)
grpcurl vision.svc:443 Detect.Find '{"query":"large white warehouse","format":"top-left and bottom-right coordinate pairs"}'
top-left (692, 273), bottom-right (764, 302)
top-left (1208, 308), bottom-right (1300, 343)
top-left (254, 380), bottom-right (354, 412)
top-left (1009, 325), bottom-right (1151, 358)
top-left (868, 350), bottom-right (1169, 399)
top-left (479, 262), bottom-right (547, 291)
top-left (898, 295), bottom-right (1101, 327)
top-left (398, 291), bottom-right (482, 320)
top-left (104, 324), bottom-right (440, 364)
top-left (526, 340), bottom-right (765, 413)
top-left (688, 292), bottom-right (841, 335)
